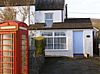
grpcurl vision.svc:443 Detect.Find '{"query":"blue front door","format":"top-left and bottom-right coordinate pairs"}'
top-left (73, 31), bottom-right (83, 54)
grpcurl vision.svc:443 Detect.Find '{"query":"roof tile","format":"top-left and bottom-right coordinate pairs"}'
top-left (36, 0), bottom-right (65, 10)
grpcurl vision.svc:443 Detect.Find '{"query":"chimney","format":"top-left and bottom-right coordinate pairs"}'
top-left (65, 4), bottom-right (68, 19)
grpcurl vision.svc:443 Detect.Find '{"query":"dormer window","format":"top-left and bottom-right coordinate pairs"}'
top-left (45, 13), bottom-right (53, 27)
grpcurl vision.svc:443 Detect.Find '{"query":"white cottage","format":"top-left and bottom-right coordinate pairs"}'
top-left (29, 0), bottom-right (93, 58)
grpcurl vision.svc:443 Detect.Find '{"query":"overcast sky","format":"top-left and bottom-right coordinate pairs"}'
top-left (65, 0), bottom-right (100, 18)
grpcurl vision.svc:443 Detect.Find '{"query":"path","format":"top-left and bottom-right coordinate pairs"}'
top-left (39, 57), bottom-right (100, 74)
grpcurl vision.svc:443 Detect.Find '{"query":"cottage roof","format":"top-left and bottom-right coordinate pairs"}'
top-left (36, 0), bottom-right (65, 11)
top-left (91, 19), bottom-right (100, 29)
top-left (0, 0), bottom-right (35, 6)
top-left (29, 18), bottom-right (93, 30)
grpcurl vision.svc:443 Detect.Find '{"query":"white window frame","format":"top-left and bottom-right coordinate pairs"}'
top-left (42, 32), bottom-right (53, 49)
top-left (54, 32), bottom-right (66, 49)
top-left (42, 31), bottom-right (67, 50)
top-left (45, 13), bottom-right (53, 27)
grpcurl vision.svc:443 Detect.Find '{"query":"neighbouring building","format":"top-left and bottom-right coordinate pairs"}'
top-left (29, 0), bottom-right (94, 58)
top-left (91, 19), bottom-right (100, 56)
top-left (0, 0), bottom-right (35, 25)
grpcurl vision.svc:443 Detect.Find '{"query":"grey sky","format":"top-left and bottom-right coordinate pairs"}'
top-left (65, 0), bottom-right (100, 18)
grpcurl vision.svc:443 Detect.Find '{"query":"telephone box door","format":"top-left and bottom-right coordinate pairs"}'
top-left (0, 33), bottom-right (15, 74)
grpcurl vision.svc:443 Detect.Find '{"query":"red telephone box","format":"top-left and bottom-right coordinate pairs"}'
top-left (0, 21), bottom-right (28, 74)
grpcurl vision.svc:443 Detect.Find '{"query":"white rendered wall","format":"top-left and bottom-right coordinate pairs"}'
top-left (35, 10), bottom-right (64, 23)
top-left (42, 30), bottom-right (73, 57)
top-left (29, 29), bottom-right (93, 57)
top-left (72, 29), bottom-right (93, 57)
top-left (83, 29), bottom-right (93, 57)
top-left (29, 30), bottom-right (73, 57)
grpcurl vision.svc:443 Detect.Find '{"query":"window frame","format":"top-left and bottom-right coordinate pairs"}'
top-left (45, 13), bottom-right (53, 27)
top-left (0, 34), bottom-right (14, 74)
top-left (41, 31), bottom-right (67, 50)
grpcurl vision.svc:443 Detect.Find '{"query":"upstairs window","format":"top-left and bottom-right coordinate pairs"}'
top-left (45, 13), bottom-right (53, 19)
top-left (45, 13), bottom-right (53, 27)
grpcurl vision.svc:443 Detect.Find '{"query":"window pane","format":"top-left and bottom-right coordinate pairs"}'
top-left (42, 32), bottom-right (52, 36)
top-left (54, 38), bottom-right (59, 43)
top-left (21, 35), bottom-right (27, 74)
top-left (3, 40), bottom-right (12, 45)
top-left (55, 32), bottom-right (66, 36)
top-left (54, 44), bottom-right (59, 49)
top-left (22, 40), bottom-right (26, 45)
top-left (45, 38), bottom-right (53, 49)
top-left (45, 13), bottom-right (53, 19)
top-left (3, 57), bottom-right (13, 62)
top-left (61, 44), bottom-right (66, 49)
top-left (3, 34), bottom-right (12, 39)
top-left (61, 38), bottom-right (66, 43)
top-left (54, 37), bottom-right (66, 49)
top-left (22, 35), bottom-right (26, 39)
top-left (45, 44), bottom-right (53, 49)
top-left (3, 69), bottom-right (12, 74)
top-left (0, 34), bottom-right (14, 74)
top-left (45, 20), bottom-right (53, 27)
top-left (22, 45), bottom-right (26, 50)
top-left (3, 52), bottom-right (13, 56)
top-left (3, 46), bottom-right (12, 50)
top-left (3, 63), bottom-right (12, 68)
top-left (45, 13), bottom-right (53, 27)
top-left (48, 38), bottom-right (53, 43)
